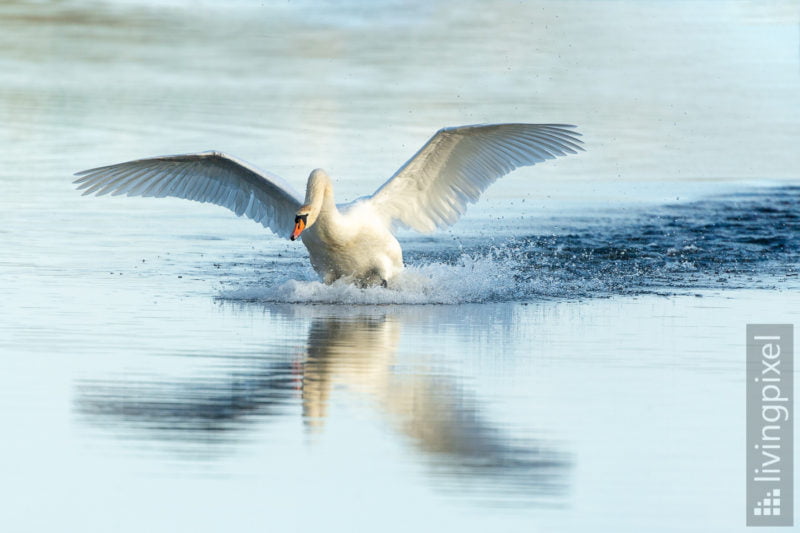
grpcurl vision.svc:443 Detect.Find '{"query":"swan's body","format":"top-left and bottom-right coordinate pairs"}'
top-left (75, 123), bottom-right (583, 286)
top-left (297, 171), bottom-right (404, 285)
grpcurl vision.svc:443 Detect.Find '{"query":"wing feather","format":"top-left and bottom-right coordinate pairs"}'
top-left (369, 123), bottom-right (583, 232)
top-left (74, 151), bottom-right (303, 239)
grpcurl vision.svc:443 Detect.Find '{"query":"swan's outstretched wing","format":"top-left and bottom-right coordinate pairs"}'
top-left (74, 151), bottom-right (303, 239)
top-left (369, 124), bottom-right (583, 232)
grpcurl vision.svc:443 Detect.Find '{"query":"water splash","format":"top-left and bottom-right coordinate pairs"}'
top-left (219, 185), bottom-right (800, 304)
top-left (218, 251), bottom-right (522, 304)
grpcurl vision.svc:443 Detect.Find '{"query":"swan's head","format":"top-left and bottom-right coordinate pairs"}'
top-left (291, 211), bottom-right (309, 241)
top-left (291, 169), bottom-right (331, 240)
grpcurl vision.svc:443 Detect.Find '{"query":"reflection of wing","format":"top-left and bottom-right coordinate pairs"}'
top-left (75, 361), bottom-right (298, 449)
top-left (302, 313), bottom-right (571, 497)
top-left (368, 124), bottom-right (583, 232)
top-left (384, 376), bottom-right (569, 496)
top-left (74, 152), bottom-right (303, 239)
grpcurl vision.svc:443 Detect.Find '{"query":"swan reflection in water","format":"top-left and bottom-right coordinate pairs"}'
top-left (76, 307), bottom-right (570, 502)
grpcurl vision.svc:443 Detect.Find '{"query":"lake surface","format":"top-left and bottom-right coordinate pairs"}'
top-left (1, 1), bottom-right (799, 531)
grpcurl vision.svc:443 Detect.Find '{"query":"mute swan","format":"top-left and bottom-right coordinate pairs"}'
top-left (75, 123), bottom-right (583, 286)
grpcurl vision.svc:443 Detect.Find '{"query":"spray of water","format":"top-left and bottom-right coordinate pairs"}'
top-left (219, 186), bottom-right (800, 305)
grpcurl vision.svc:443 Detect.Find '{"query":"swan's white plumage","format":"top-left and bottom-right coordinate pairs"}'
top-left (370, 124), bottom-right (583, 232)
top-left (74, 123), bottom-right (583, 285)
top-left (74, 151), bottom-right (303, 238)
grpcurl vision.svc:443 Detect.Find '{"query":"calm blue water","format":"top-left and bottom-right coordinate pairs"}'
top-left (1, 1), bottom-right (799, 532)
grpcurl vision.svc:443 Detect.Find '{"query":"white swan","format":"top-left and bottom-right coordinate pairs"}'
top-left (75, 123), bottom-right (583, 286)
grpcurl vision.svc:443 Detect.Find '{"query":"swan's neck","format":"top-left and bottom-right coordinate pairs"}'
top-left (303, 169), bottom-right (337, 227)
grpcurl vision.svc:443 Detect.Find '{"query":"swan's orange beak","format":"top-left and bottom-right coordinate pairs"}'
top-left (290, 216), bottom-right (306, 241)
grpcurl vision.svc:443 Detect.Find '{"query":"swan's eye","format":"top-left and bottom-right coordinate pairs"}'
top-left (295, 214), bottom-right (308, 224)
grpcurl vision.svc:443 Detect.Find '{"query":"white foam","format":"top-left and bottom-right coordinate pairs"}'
top-left (218, 250), bottom-right (527, 305)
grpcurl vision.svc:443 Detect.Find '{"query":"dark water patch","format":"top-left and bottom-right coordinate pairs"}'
top-left (404, 185), bottom-right (800, 299)
top-left (218, 185), bottom-right (800, 304)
